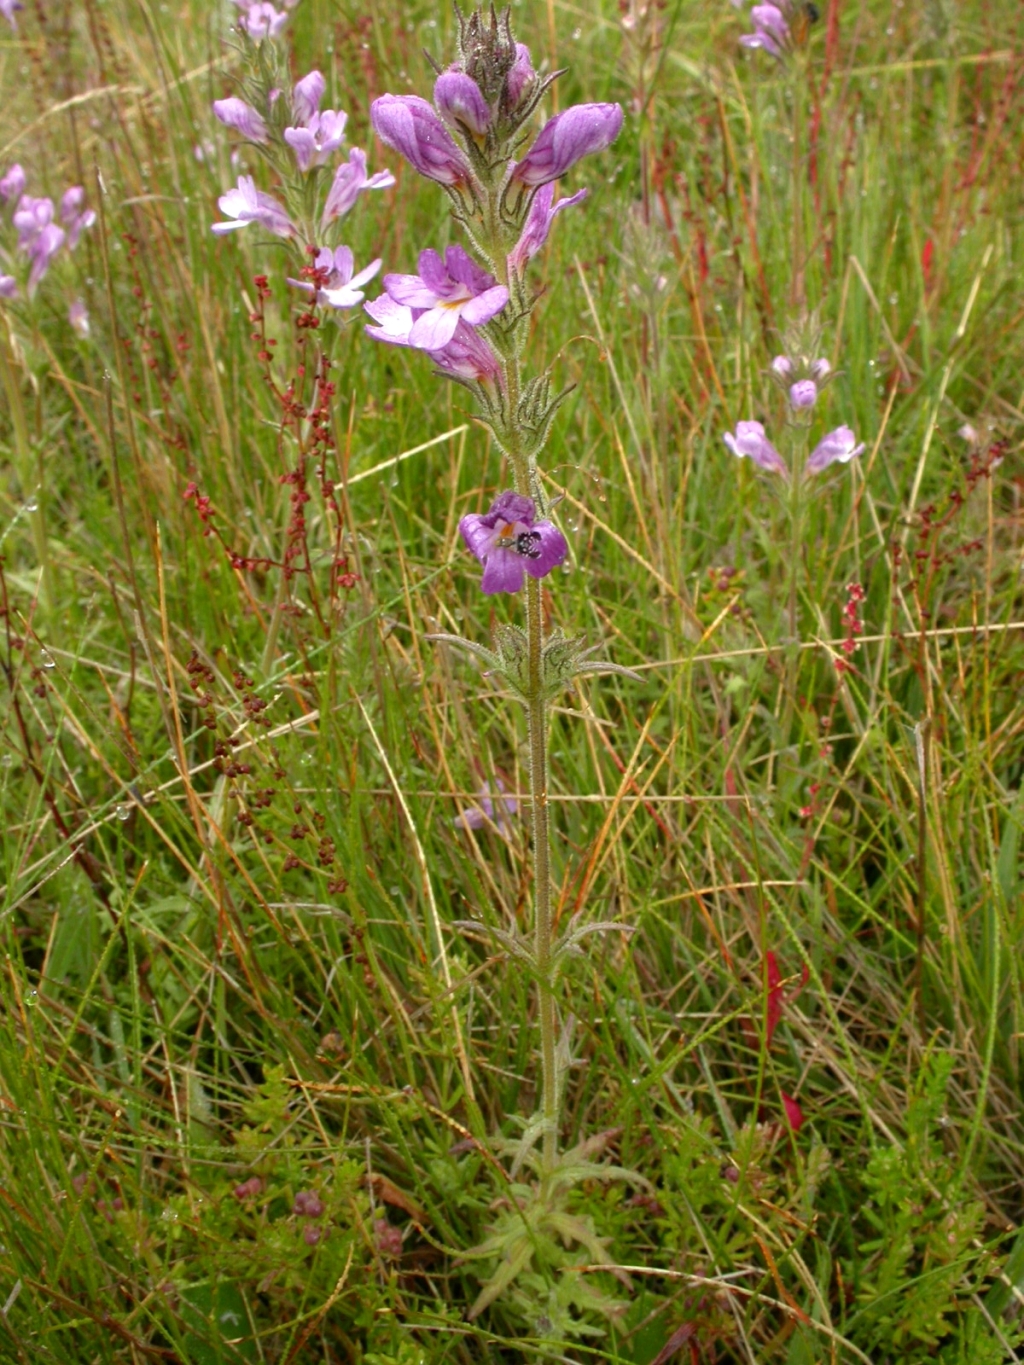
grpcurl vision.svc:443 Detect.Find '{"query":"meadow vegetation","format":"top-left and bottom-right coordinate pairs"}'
top-left (1, 0), bottom-right (1024, 1360)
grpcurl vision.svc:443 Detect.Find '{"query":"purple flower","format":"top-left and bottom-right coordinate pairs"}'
top-left (382, 245), bottom-right (507, 351)
top-left (511, 103), bottom-right (624, 188)
top-left (27, 224), bottom-right (66, 292)
top-left (60, 186), bottom-right (96, 249)
top-left (321, 148), bottom-right (394, 227)
top-left (1, 0), bottom-right (23, 30)
top-left (507, 43), bottom-right (536, 107)
top-left (370, 95), bottom-right (471, 187)
top-left (0, 275), bottom-right (16, 298)
top-left (0, 163), bottom-right (26, 203)
top-left (236, 1), bottom-right (288, 39)
top-left (806, 426), bottom-right (865, 475)
top-left (13, 195), bottom-right (54, 251)
top-left (810, 357), bottom-right (830, 380)
top-left (292, 70), bottom-right (325, 125)
top-left (212, 97), bottom-right (269, 144)
top-left (284, 109), bottom-right (349, 171)
top-left (293, 1190), bottom-right (325, 1218)
top-left (789, 380), bottom-right (817, 410)
top-left (287, 245), bottom-right (381, 310)
top-left (770, 354), bottom-right (793, 378)
top-left (212, 175), bottom-right (296, 237)
top-left (459, 491), bottom-right (568, 595)
top-left (363, 296), bottom-right (501, 383)
top-left (455, 781), bottom-right (518, 834)
top-left (723, 420), bottom-right (787, 475)
top-left (434, 70), bottom-right (491, 136)
top-left (509, 183), bottom-right (588, 272)
top-left (740, 3), bottom-right (789, 56)
top-left (68, 300), bottom-right (90, 336)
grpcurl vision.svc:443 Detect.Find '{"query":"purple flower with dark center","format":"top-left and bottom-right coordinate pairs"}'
top-left (455, 781), bottom-right (518, 834)
top-left (212, 175), bottom-right (296, 237)
top-left (510, 103), bottom-right (624, 188)
top-left (27, 224), bottom-right (65, 292)
top-left (287, 246), bottom-right (381, 310)
top-left (13, 195), bottom-right (54, 251)
top-left (459, 491), bottom-right (568, 595)
top-left (236, 1), bottom-right (288, 39)
top-left (0, 163), bottom-right (26, 203)
top-left (740, 2), bottom-right (790, 56)
top-left (321, 148), bottom-right (394, 227)
top-left (212, 97), bottom-right (269, 144)
top-left (1, 0), bottom-right (23, 31)
top-left (806, 426), bottom-right (865, 475)
top-left (60, 186), bottom-right (96, 249)
top-left (507, 42), bottom-right (536, 107)
top-left (284, 110), bottom-right (348, 172)
top-left (382, 245), bottom-right (507, 351)
top-left (370, 95), bottom-right (472, 187)
top-left (292, 70), bottom-right (325, 125)
top-left (789, 380), bottom-right (817, 410)
top-left (363, 296), bottom-right (502, 383)
top-left (508, 183), bottom-right (588, 272)
top-left (434, 69), bottom-right (491, 136)
top-left (0, 275), bottom-right (17, 298)
top-left (723, 420), bottom-right (787, 475)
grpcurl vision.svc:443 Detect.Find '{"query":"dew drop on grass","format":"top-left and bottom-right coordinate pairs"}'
top-left (26, 990), bottom-right (37, 1008)
top-left (115, 805), bottom-right (130, 821)
top-left (25, 497), bottom-right (38, 512)
top-left (0, 754), bottom-right (13, 768)
top-left (40, 650), bottom-right (55, 669)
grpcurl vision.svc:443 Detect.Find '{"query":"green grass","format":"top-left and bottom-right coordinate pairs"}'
top-left (1, 0), bottom-right (1024, 1359)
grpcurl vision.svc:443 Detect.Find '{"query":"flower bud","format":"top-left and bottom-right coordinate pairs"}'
top-left (371, 95), bottom-right (472, 187)
top-left (292, 70), bottom-right (325, 125)
top-left (511, 103), bottom-right (624, 187)
top-left (789, 380), bottom-right (817, 410)
top-left (212, 97), bottom-right (269, 144)
top-left (434, 70), bottom-right (491, 136)
top-left (506, 43), bottom-right (535, 107)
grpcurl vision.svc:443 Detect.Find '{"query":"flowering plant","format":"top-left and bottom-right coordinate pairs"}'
top-left (364, 4), bottom-right (641, 1337)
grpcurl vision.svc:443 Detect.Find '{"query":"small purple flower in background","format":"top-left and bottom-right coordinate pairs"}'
top-left (321, 149), bottom-right (394, 227)
top-left (0, 0), bottom-right (23, 31)
top-left (60, 187), bottom-right (96, 249)
top-left (434, 70), bottom-right (492, 137)
top-left (0, 275), bottom-right (17, 299)
top-left (771, 355), bottom-right (793, 379)
top-left (13, 195), bottom-right (55, 251)
top-left (806, 426), bottom-right (865, 475)
top-left (810, 357), bottom-right (830, 380)
top-left (455, 781), bottom-right (518, 835)
top-left (293, 1190), bottom-right (325, 1218)
top-left (510, 103), bottom-right (624, 188)
top-left (68, 300), bottom-right (90, 337)
top-left (0, 163), bottom-right (26, 203)
top-left (370, 95), bottom-right (472, 188)
top-left (724, 420), bottom-right (787, 475)
top-left (288, 245), bottom-right (381, 310)
top-left (381, 245), bottom-right (508, 350)
top-left (235, 1), bottom-right (288, 40)
top-left (459, 491), bottom-right (568, 595)
top-left (212, 97), bottom-right (269, 144)
top-left (508, 183), bottom-right (588, 273)
top-left (283, 110), bottom-right (349, 172)
top-left (789, 380), bottom-right (817, 410)
top-left (27, 224), bottom-right (66, 292)
top-left (212, 175), bottom-right (296, 237)
top-left (292, 70), bottom-right (325, 125)
top-left (740, 2), bottom-right (789, 57)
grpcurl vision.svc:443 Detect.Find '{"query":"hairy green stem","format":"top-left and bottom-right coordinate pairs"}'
top-left (491, 208), bottom-right (560, 1171)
